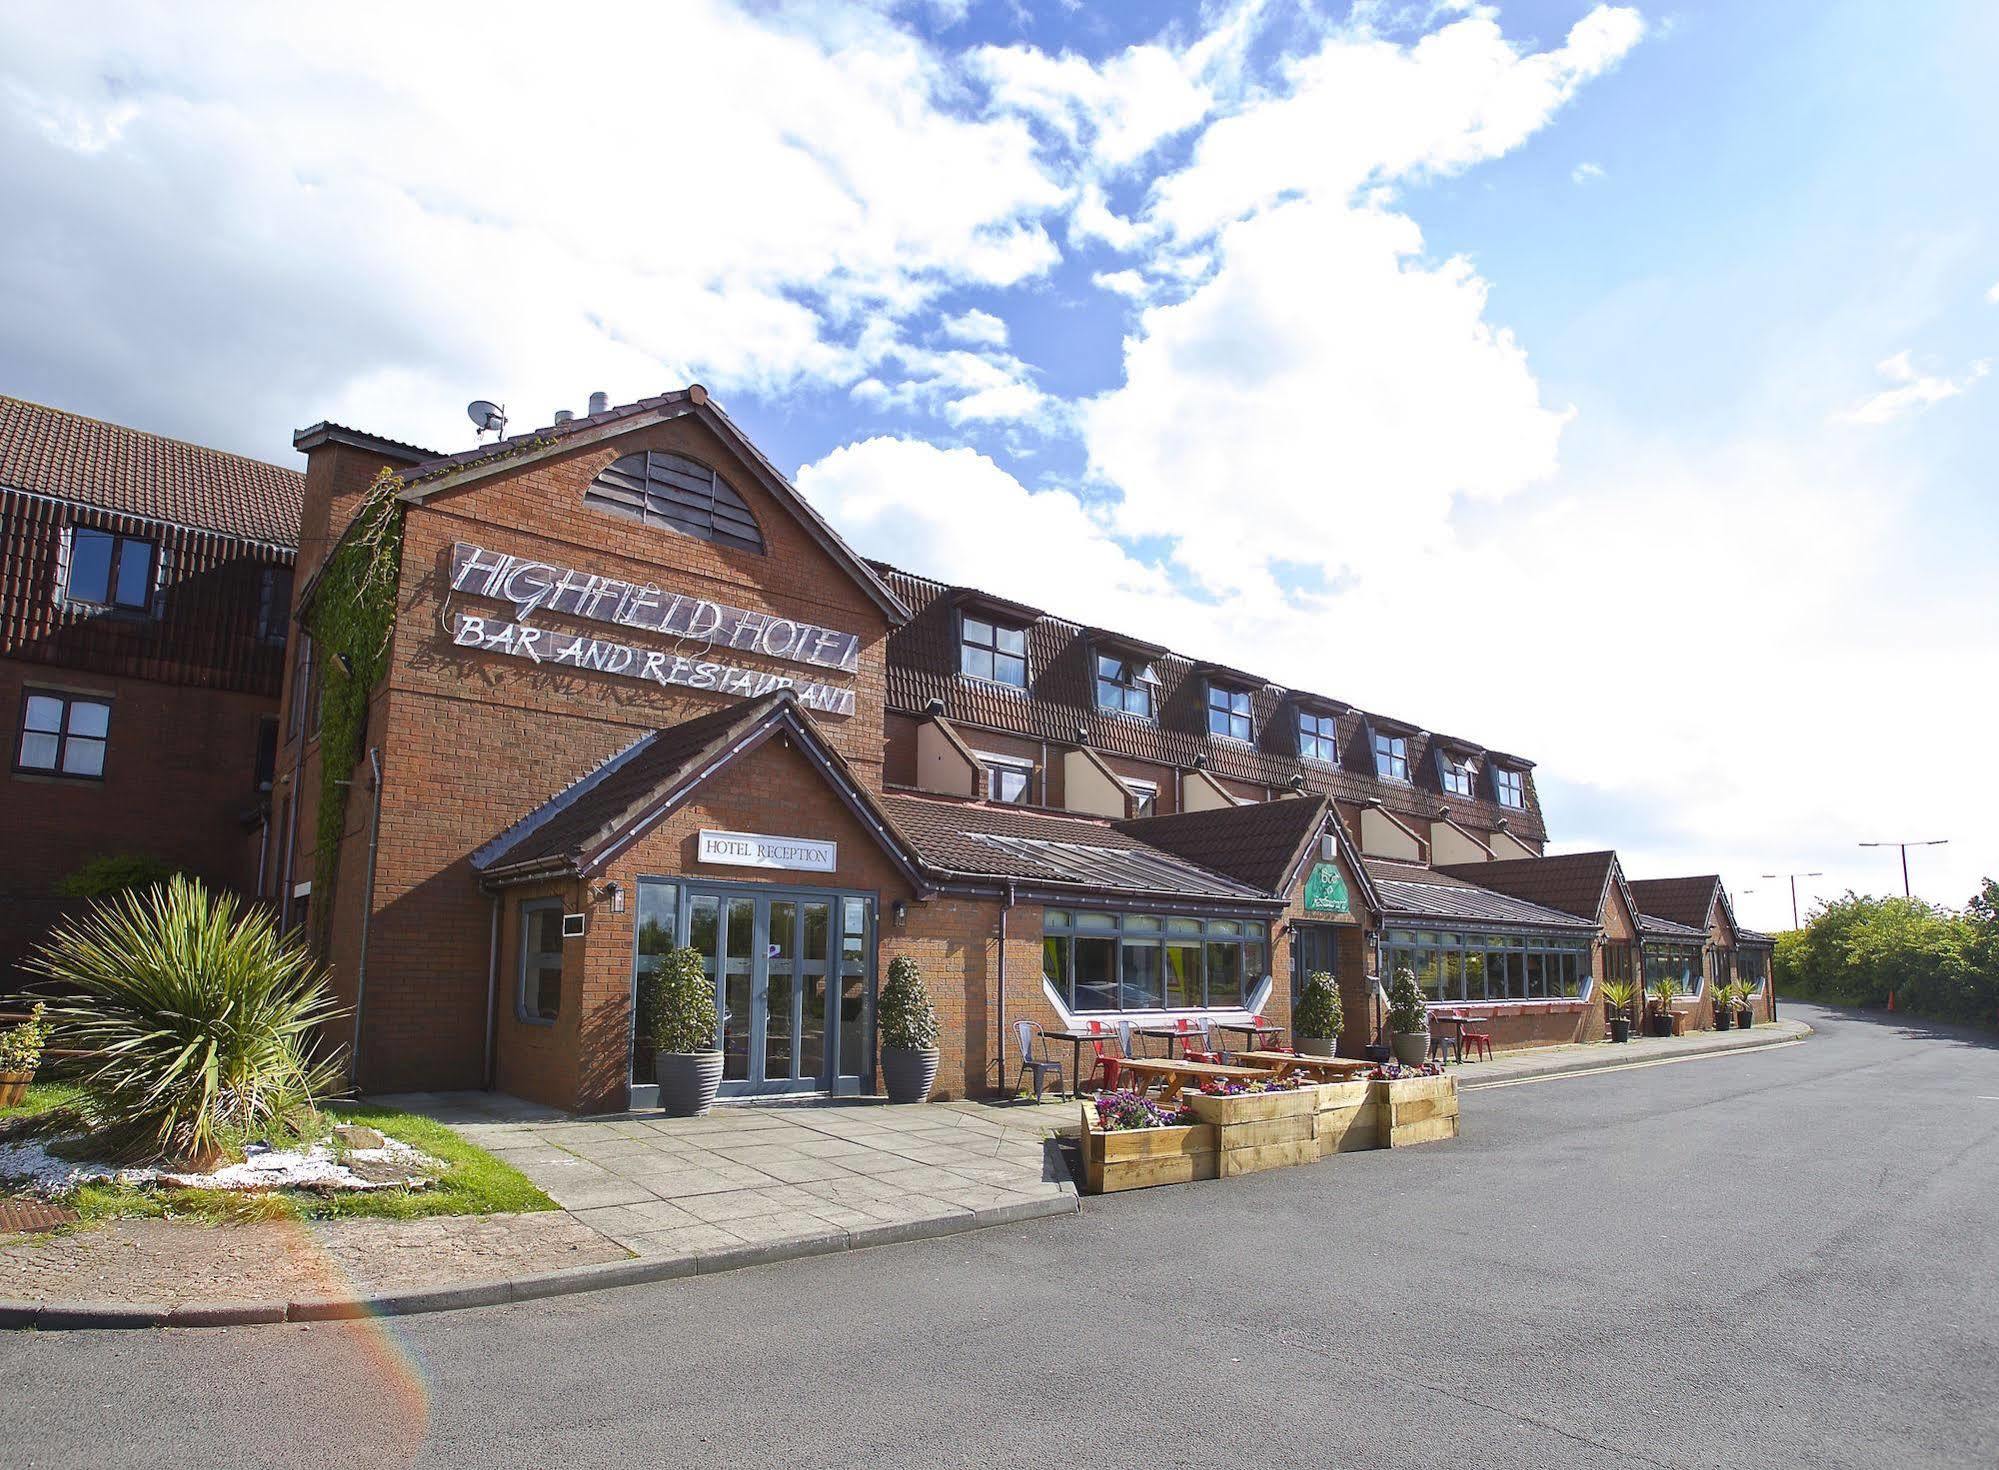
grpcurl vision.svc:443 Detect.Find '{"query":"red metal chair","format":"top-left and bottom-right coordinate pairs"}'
top-left (1179, 1017), bottom-right (1220, 1064)
top-left (1080, 1019), bottom-right (1125, 1093)
top-left (1461, 1027), bottom-right (1493, 1062)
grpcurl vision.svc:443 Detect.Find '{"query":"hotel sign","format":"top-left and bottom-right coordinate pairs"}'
top-left (1303, 862), bottom-right (1351, 915)
top-left (447, 542), bottom-right (858, 717)
top-left (697, 829), bottom-right (838, 873)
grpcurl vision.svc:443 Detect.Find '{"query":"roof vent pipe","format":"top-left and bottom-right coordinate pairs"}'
top-left (588, 390), bottom-right (610, 415)
top-left (553, 409), bottom-right (573, 424)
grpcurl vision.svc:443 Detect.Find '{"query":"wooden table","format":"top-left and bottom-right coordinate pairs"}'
top-left (1233, 1049), bottom-right (1374, 1081)
top-left (1136, 1024), bottom-right (1202, 1058)
top-left (1118, 1057), bottom-right (1273, 1101)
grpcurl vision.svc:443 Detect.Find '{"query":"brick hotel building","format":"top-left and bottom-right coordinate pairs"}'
top-left (4, 387), bottom-right (1772, 1111)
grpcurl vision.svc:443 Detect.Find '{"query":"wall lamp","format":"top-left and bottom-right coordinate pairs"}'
top-left (892, 899), bottom-right (908, 927)
top-left (595, 881), bottom-right (624, 914)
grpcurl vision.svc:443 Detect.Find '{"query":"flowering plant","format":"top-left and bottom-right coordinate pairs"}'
top-left (0, 1002), bottom-right (48, 1073)
top-left (1093, 1090), bottom-right (1193, 1131)
top-left (1197, 1075), bottom-right (1303, 1096)
top-left (1365, 1060), bottom-right (1444, 1080)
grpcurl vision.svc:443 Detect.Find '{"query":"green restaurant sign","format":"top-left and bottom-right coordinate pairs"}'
top-left (1303, 862), bottom-right (1351, 915)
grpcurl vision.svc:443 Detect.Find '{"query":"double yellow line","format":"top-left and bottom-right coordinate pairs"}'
top-left (1462, 1038), bottom-right (1805, 1091)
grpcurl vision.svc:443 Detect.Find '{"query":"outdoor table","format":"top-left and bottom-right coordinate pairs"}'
top-left (1429, 1011), bottom-right (1476, 1063)
top-left (1117, 1056), bottom-right (1273, 1101)
top-left (1233, 1049), bottom-right (1374, 1081)
top-left (1137, 1024), bottom-right (1199, 1058)
top-left (1213, 1019), bottom-right (1283, 1054)
top-left (1041, 1027), bottom-right (1113, 1097)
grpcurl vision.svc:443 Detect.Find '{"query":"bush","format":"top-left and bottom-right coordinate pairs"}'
top-left (1599, 979), bottom-right (1637, 1015)
top-left (647, 945), bottom-right (718, 1055)
top-left (879, 954), bottom-right (938, 1050)
top-left (1386, 966), bottom-right (1428, 1035)
top-left (0, 1002), bottom-right (48, 1073)
top-left (25, 875), bottom-right (347, 1168)
top-left (54, 854), bottom-right (185, 900)
top-left (1775, 886), bottom-right (1995, 1026)
top-left (1294, 971), bottom-right (1343, 1038)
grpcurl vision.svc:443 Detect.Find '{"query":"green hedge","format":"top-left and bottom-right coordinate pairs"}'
top-left (1774, 880), bottom-right (1999, 1028)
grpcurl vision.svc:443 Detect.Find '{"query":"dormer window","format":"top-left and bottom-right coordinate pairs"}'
top-left (1494, 766), bottom-right (1525, 809)
top-left (65, 528), bottom-right (155, 612)
top-left (1373, 731), bottom-right (1410, 783)
top-left (960, 616), bottom-right (1026, 687)
top-left (1096, 654), bottom-right (1157, 719)
top-left (1298, 710), bottom-right (1340, 765)
top-left (1440, 750), bottom-right (1476, 798)
top-left (1206, 682), bottom-right (1252, 742)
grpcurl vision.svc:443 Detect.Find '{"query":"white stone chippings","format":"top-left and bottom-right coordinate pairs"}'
top-left (0, 1136), bottom-right (442, 1197)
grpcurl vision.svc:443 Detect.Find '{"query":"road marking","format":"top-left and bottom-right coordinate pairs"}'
top-left (1977, 1096), bottom-right (1999, 1102)
top-left (1462, 1038), bottom-right (1806, 1091)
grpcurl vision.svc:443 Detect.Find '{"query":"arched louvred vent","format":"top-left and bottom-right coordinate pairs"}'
top-left (585, 450), bottom-right (765, 553)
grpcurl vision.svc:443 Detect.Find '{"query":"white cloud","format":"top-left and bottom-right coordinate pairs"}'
top-left (1986, 279), bottom-right (1999, 304)
top-left (1572, 160), bottom-right (1605, 184)
top-left (1833, 350), bottom-right (1989, 425)
top-left (0, 0), bottom-right (1070, 450)
top-left (939, 309), bottom-right (1008, 348)
top-left (1091, 269), bottom-right (1152, 299)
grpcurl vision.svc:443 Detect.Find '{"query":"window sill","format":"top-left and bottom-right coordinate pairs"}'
top-left (957, 673), bottom-right (1030, 696)
top-left (1427, 999), bottom-right (1591, 1015)
top-left (11, 768), bottom-right (107, 785)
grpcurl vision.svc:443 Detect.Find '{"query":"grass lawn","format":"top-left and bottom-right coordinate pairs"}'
top-left (0, 1086), bottom-right (555, 1225)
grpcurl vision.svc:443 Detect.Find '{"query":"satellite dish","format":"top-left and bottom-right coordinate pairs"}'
top-left (466, 400), bottom-right (507, 436)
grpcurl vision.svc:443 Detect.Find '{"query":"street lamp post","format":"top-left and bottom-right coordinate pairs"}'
top-left (1858, 839), bottom-right (1948, 898)
top-left (1760, 871), bottom-right (1824, 931)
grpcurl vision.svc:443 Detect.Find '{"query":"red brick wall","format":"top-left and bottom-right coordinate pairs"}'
top-left (1, 659), bottom-right (273, 987)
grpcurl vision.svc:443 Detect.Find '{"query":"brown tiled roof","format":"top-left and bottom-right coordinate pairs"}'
top-left (879, 792), bottom-right (1271, 905)
top-left (1627, 876), bottom-right (1720, 931)
top-left (1434, 851), bottom-right (1621, 923)
top-left (870, 561), bottom-right (1546, 844)
top-left (1114, 795), bottom-right (1332, 896)
top-left (1, 393), bottom-right (301, 547)
top-left (1363, 859), bottom-right (1597, 931)
top-left (1638, 912), bottom-right (1707, 941)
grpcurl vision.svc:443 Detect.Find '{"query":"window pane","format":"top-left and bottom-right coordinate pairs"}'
top-left (67, 530), bottom-right (113, 602)
top-left (1121, 941), bottom-right (1164, 1009)
top-left (1075, 911), bottom-right (1117, 931)
top-left (1204, 943), bottom-right (1244, 1007)
top-left (1044, 909), bottom-right (1071, 929)
top-left (994, 653), bottom-right (1025, 686)
top-left (67, 700), bottom-right (109, 739)
top-left (1073, 936), bottom-right (1118, 1011)
top-left (995, 625), bottom-right (1025, 655)
top-left (963, 617), bottom-right (992, 646)
top-left (532, 963), bottom-right (561, 1020)
top-left (965, 647), bottom-right (993, 680)
top-left (23, 695), bottom-right (65, 733)
top-left (1164, 943), bottom-right (1201, 1008)
top-left (61, 736), bottom-right (105, 777)
top-left (113, 539), bottom-right (153, 607)
top-left (18, 732), bottom-right (58, 769)
top-left (1042, 934), bottom-right (1070, 993)
top-left (1124, 914), bottom-right (1162, 933)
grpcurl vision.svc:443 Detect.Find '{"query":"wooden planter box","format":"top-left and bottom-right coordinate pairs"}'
top-left (1184, 1087), bottom-right (1319, 1176)
top-left (1373, 1074), bottom-right (1459, 1148)
top-left (1314, 1079), bottom-right (1381, 1157)
top-left (1079, 1103), bottom-right (1217, 1194)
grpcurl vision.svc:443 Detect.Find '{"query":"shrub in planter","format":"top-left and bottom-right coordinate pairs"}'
top-left (879, 954), bottom-right (940, 1103)
top-left (27, 876), bottom-right (344, 1169)
top-left (1731, 981), bottom-right (1757, 1029)
top-left (0, 1002), bottom-right (49, 1107)
top-left (1293, 971), bottom-right (1343, 1056)
top-left (648, 944), bottom-right (722, 1116)
top-left (1092, 1089), bottom-right (1193, 1131)
top-left (1599, 979), bottom-right (1636, 1043)
top-left (1386, 966), bottom-right (1431, 1066)
top-left (1648, 975), bottom-right (1682, 1037)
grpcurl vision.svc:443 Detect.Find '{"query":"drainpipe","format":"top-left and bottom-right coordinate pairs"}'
top-left (996, 879), bottom-right (1016, 1093)
top-left (278, 767), bottom-right (300, 931)
top-left (484, 893), bottom-right (501, 1089)
top-left (348, 746), bottom-right (384, 1093)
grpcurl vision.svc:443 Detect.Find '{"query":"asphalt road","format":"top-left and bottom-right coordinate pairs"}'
top-left (5, 1002), bottom-right (1996, 1470)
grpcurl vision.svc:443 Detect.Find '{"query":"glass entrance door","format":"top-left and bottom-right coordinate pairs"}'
top-left (633, 879), bottom-right (875, 1099)
top-left (1291, 922), bottom-right (1341, 1004)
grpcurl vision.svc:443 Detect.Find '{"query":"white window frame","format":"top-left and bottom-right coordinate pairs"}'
top-left (977, 752), bottom-right (1034, 805)
top-left (519, 898), bottom-right (566, 1025)
top-left (1494, 766), bottom-right (1525, 808)
top-left (1126, 778), bottom-right (1159, 817)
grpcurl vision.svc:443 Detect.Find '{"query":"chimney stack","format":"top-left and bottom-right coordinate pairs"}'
top-left (587, 390), bottom-right (610, 416)
top-left (553, 409), bottom-right (573, 424)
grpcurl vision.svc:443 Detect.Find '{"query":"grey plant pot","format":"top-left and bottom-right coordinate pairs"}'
top-left (881, 1045), bottom-right (940, 1104)
top-left (655, 1051), bottom-right (725, 1117)
top-left (1296, 1035), bottom-right (1338, 1058)
top-left (1391, 1031), bottom-right (1431, 1066)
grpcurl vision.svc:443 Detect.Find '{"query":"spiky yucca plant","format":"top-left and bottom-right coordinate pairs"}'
top-left (26, 876), bottom-right (347, 1168)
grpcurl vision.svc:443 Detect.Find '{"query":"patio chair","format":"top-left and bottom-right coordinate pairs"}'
top-left (1012, 1019), bottom-right (1065, 1102)
top-left (1080, 1019), bottom-right (1125, 1093)
top-left (1461, 1027), bottom-right (1493, 1062)
top-left (1180, 1018), bottom-right (1220, 1064)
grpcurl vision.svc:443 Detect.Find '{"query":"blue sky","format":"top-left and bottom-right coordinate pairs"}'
top-left (1, 0), bottom-right (1993, 926)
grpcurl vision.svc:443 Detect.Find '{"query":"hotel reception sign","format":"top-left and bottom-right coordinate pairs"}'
top-left (697, 830), bottom-right (838, 873)
top-left (447, 542), bottom-right (857, 717)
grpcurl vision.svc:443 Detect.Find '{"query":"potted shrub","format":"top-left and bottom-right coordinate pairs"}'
top-left (1647, 974), bottom-right (1681, 1037)
top-left (649, 944), bottom-right (723, 1116)
top-left (1294, 971), bottom-right (1343, 1057)
top-left (1599, 980), bottom-right (1635, 1043)
top-left (1733, 982), bottom-right (1757, 1030)
top-left (1386, 966), bottom-right (1430, 1067)
top-left (879, 954), bottom-right (940, 1103)
top-left (0, 1002), bottom-right (49, 1107)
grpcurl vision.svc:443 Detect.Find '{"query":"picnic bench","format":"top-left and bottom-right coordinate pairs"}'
top-left (1232, 1049), bottom-right (1375, 1082)
top-left (1117, 1056), bottom-right (1273, 1101)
